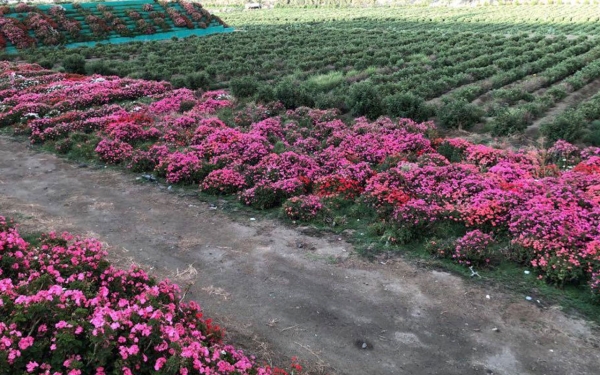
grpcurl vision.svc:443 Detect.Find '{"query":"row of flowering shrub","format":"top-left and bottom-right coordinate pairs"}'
top-left (0, 1), bottom-right (228, 49)
top-left (0, 216), bottom-right (302, 374)
top-left (0, 61), bottom-right (598, 299)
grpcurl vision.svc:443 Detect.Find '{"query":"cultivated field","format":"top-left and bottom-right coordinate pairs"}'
top-left (2, 3), bottom-right (600, 375)
top-left (11, 5), bottom-right (600, 144)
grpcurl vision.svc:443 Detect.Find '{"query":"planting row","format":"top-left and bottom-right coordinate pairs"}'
top-left (0, 216), bottom-right (303, 374)
top-left (0, 1), bottom-right (229, 49)
top-left (0, 61), bottom-right (599, 300)
top-left (15, 6), bottom-right (600, 140)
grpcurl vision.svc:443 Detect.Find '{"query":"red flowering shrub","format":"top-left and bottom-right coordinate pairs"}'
top-left (201, 168), bottom-right (246, 195)
top-left (314, 175), bottom-right (363, 200)
top-left (95, 138), bottom-right (134, 164)
top-left (453, 230), bottom-right (495, 267)
top-left (283, 195), bottom-right (323, 221)
top-left (156, 151), bottom-right (205, 184)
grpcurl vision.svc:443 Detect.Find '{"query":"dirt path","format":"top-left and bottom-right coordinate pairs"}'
top-left (0, 136), bottom-right (599, 375)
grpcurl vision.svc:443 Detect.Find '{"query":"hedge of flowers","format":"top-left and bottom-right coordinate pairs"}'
top-left (0, 61), bottom-right (599, 299)
top-left (0, 216), bottom-right (304, 374)
top-left (0, 1), bottom-right (228, 50)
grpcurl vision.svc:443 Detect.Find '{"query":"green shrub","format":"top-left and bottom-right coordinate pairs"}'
top-left (230, 76), bottom-right (259, 98)
top-left (38, 58), bottom-right (55, 69)
top-left (347, 81), bottom-right (383, 120)
top-left (582, 120), bottom-right (600, 146)
top-left (255, 84), bottom-right (276, 103)
top-left (541, 109), bottom-right (586, 142)
top-left (274, 78), bottom-right (314, 109)
top-left (185, 72), bottom-right (210, 90)
top-left (85, 60), bottom-right (116, 76)
top-left (62, 54), bottom-right (86, 74)
top-left (383, 92), bottom-right (432, 122)
top-left (436, 98), bottom-right (484, 130)
top-left (490, 109), bottom-right (530, 136)
top-left (170, 75), bottom-right (187, 89)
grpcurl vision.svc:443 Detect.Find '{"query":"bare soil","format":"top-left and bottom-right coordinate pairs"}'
top-left (1, 136), bottom-right (599, 375)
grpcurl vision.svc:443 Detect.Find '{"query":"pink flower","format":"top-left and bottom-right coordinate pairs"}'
top-left (154, 357), bottom-right (167, 371)
top-left (26, 361), bottom-right (39, 372)
top-left (18, 336), bottom-right (34, 350)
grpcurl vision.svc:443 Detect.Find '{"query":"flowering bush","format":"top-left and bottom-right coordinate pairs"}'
top-left (453, 230), bottom-right (495, 267)
top-left (201, 168), bottom-right (246, 195)
top-left (283, 195), bottom-right (323, 221)
top-left (95, 138), bottom-right (134, 164)
top-left (157, 151), bottom-right (205, 184)
top-left (0, 217), bottom-right (291, 375)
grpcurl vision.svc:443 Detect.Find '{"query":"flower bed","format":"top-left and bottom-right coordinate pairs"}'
top-left (0, 61), bottom-right (599, 299)
top-left (0, 216), bottom-right (302, 374)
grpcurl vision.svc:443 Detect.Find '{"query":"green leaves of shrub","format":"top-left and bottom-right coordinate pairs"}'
top-left (436, 98), bottom-right (483, 130)
top-left (347, 81), bottom-right (382, 120)
top-left (383, 92), bottom-right (432, 122)
top-left (62, 54), bottom-right (86, 74)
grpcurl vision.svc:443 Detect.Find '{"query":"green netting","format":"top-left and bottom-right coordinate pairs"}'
top-left (2, 26), bottom-right (233, 54)
top-left (1, 1), bottom-right (233, 54)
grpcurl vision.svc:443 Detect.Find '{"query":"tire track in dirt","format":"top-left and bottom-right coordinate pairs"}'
top-left (0, 137), bottom-right (598, 375)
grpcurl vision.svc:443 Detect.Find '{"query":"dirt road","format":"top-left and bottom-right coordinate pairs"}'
top-left (0, 136), bottom-right (598, 375)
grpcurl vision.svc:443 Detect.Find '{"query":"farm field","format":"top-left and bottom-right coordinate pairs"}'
top-left (10, 5), bottom-right (600, 144)
top-left (3, 3), bottom-right (600, 374)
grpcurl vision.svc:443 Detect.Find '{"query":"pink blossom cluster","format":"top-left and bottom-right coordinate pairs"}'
top-left (47, 6), bottom-right (81, 37)
top-left (163, 3), bottom-right (193, 28)
top-left (453, 230), bottom-right (495, 266)
top-left (202, 169), bottom-right (247, 195)
top-left (24, 12), bottom-right (62, 46)
top-left (0, 217), bottom-right (286, 374)
top-left (0, 16), bottom-right (35, 49)
top-left (1, 62), bottom-right (599, 293)
top-left (283, 195), bottom-right (324, 221)
top-left (178, 0), bottom-right (205, 22)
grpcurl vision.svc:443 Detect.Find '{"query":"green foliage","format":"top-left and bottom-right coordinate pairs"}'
top-left (347, 81), bottom-right (382, 120)
top-left (490, 108), bottom-right (530, 136)
top-left (383, 92), bottom-right (432, 122)
top-left (62, 54), bottom-right (86, 74)
top-left (582, 120), bottom-right (600, 146)
top-left (230, 76), bottom-right (259, 98)
top-left (274, 78), bottom-right (314, 109)
top-left (436, 98), bottom-right (483, 130)
top-left (85, 60), bottom-right (117, 76)
top-left (541, 109), bottom-right (586, 142)
top-left (185, 72), bottom-right (210, 90)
